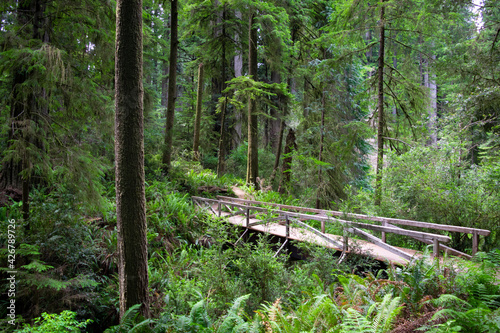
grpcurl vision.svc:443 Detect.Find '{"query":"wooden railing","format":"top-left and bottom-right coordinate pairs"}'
top-left (192, 196), bottom-right (490, 261)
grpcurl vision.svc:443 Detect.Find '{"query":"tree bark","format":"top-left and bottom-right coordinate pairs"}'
top-left (217, 97), bottom-right (227, 176)
top-left (269, 70), bottom-right (282, 152)
top-left (425, 53), bottom-right (437, 145)
top-left (278, 128), bottom-right (296, 194)
top-left (193, 63), bottom-right (204, 160)
top-left (233, 10), bottom-right (243, 148)
top-left (316, 91), bottom-right (326, 209)
top-left (375, 0), bottom-right (386, 206)
top-left (246, 13), bottom-right (259, 186)
top-left (115, 0), bottom-right (150, 318)
top-left (217, 6), bottom-right (228, 175)
top-left (162, 0), bottom-right (178, 173)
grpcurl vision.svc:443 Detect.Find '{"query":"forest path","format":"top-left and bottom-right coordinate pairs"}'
top-left (231, 186), bottom-right (254, 200)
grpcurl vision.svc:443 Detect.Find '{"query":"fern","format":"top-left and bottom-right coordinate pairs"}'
top-left (104, 304), bottom-right (153, 333)
top-left (431, 306), bottom-right (500, 332)
top-left (367, 293), bottom-right (402, 333)
top-left (339, 308), bottom-right (373, 333)
top-left (217, 294), bottom-right (251, 333)
top-left (190, 299), bottom-right (211, 328)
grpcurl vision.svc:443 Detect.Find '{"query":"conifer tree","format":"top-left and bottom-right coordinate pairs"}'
top-left (114, 0), bottom-right (150, 318)
top-left (246, 13), bottom-right (259, 186)
top-left (162, 0), bottom-right (179, 173)
top-left (193, 63), bottom-right (204, 160)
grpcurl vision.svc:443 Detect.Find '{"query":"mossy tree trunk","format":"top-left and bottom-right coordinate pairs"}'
top-left (115, 0), bottom-right (150, 319)
top-left (193, 63), bottom-right (204, 161)
top-left (162, 0), bottom-right (178, 173)
top-left (375, 0), bottom-right (386, 206)
top-left (246, 13), bottom-right (259, 187)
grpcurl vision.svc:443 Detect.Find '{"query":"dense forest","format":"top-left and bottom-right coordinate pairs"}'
top-left (1, 0), bottom-right (500, 332)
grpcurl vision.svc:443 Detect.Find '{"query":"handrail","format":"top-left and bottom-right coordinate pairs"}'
top-left (216, 195), bottom-right (490, 236)
top-left (192, 197), bottom-right (450, 244)
top-left (191, 196), bottom-right (469, 259)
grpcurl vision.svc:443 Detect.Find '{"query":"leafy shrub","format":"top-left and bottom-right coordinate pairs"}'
top-left (15, 310), bottom-right (92, 333)
top-left (373, 146), bottom-right (500, 252)
top-left (224, 142), bottom-right (275, 181)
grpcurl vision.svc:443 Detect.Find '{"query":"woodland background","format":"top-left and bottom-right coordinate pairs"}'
top-left (0, 0), bottom-right (500, 332)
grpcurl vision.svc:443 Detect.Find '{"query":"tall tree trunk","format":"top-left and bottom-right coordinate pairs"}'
top-left (269, 70), bottom-right (281, 152)
top-left (217, 97), bottom-right (227, 176)
top-left (162, 0), bottom-right (178, 173)
top-left (374, 1), bottom-right (386, 206)
top-left (316, 91), bottom-right (326, 209)
top-left (217, 6), bottom-right (228, 175)
top-left (278, 128), bottom-right (296, 194)
top-left (3, 0), bottom-right (46, 222)
top-left (193, 63), bottom-right (204, 160)
top-left (246, 13), bottom-right (258, 186)
top-left (161, 62), bottom-right (168, 109)
top-left (115, 0), bottom-right (150, 318)
top-left (233, 10), bottom-right (243, 149)
top-left (424, 53), bottom-right (437, 145)
top-left (269, 118), bottom-right (284, 184)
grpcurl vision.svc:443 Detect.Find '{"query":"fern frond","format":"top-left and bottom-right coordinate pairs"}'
top-left (339, 308), bottom-right (374, 333)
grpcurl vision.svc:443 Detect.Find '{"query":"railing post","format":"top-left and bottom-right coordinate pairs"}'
top-left (433, 238), bottom-right (440, 259)
top-left (343, 229), bottom-right (348, 252)
top-left (472, 230), bottom-right (478, 256)
top-left (321, 220), bottom-right (325, 234)
top-left (218, 200), bottom-right (221, 217)
top-left (381, 221), bottom-right (386, 243)
top-left (246, 207), bottom-right (250, 227)
top-left (286, 214), bottom-right (290, 238)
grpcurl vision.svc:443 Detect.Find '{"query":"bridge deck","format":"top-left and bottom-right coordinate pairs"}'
top-left (220, 211), bottom-right (420, 265)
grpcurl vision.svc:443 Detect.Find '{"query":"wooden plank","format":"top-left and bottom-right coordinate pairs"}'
top-left (216, 196), bottom-right (490, 236)
top-left (234, 229), bottom-right (249, 246)
top-left (289, 218), bottom-right (345, 250)
top-left (346, 227), bottom-right (413, 262)
top-left (274, 239), bottom-right (288, 257)
top-left (212, 198), bottom-right (450, 243)
top-left (386, 223), bottom-right (472, 259)
top-left (333, 219), bottom-right (451, 243)
top-left (274, 210), bottom-right (450, 243)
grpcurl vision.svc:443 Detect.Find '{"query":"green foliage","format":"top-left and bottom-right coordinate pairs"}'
top-left (15, 310), bottom-right (92, 333)
top-left (258, 294), bottom-right (341, 333)
top-left (224, 142), bottom-right (276, 181)
top-left (104, 304), bottom-right (153, 333)
top-left (371, 146), bottom-right (500, 251)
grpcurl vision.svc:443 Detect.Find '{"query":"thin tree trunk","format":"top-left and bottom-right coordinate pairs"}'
top-left (428, 53), bottom-right (437, 145)
top-left (269, 118), bottom-right (284, 184)
top-left (115, 0), bottom-right (150, 318)
top-left (246, 13), bottom-right (258, 186)
top-left (278, 128), bottom-right (296, 194)
top-left (375, 0), bottom-right (386, 206)
top-left (217, 97), bottom-right (227, 176)
top-left (162, 0), bottom-right (178, 173)
top-left (232, 12), bottom-right (243, 148)
top-left (217, 7), bottom-right (228, 175)
top-left (193, 63), bottom-right (204, 160)
top-left (316, 91), bottom-right (326, 209)
top-left (269, 70), bottom-right (281, 152)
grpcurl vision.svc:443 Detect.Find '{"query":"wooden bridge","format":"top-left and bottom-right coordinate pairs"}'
top-left (192, 196), bottom-right (491, 265)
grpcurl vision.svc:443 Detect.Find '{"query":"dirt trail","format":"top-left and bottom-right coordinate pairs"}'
top-left (231, 186), bottom-right (254, 200)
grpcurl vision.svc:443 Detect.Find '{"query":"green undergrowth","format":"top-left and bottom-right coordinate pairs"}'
top-left (2, 164), bottom-right (500, 332)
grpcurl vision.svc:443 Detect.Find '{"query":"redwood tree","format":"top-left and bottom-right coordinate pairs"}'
top-left (374, 0), bottom-right (386, 206)
top-left (162, 0), bottom-right (178, 173)
top-left (246, 13), bottom-right (259, 186)
top-left (115, 0), bottom-right (150, 318)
